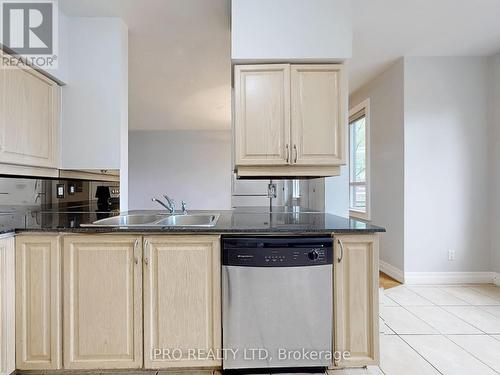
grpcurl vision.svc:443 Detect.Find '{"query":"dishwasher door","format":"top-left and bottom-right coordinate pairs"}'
top-left (222, 237), bottom-right (333, 370)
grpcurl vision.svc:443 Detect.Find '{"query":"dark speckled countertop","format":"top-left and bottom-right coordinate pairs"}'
top-left (0, 206), bottom-right (385, 235)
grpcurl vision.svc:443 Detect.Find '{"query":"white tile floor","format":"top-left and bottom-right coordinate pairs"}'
top-left (332, 284), bottom-right (500, 375)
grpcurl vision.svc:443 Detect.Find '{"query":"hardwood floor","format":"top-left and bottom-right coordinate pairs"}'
top-left (379, 272), bottom-right (401, 290)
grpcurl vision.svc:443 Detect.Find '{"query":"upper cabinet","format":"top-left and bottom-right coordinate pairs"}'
top-left (234, 63), bottom-right (347, 178)
top-left (234, 64), bottom-right (290, 166)
top-left (0, 53), bottom-right (61, 172)
top-left (291, 65), bottom-right (345, 166)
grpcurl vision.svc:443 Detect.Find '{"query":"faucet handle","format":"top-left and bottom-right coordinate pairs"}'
top-left (181, 201), bottom-right (188, 215)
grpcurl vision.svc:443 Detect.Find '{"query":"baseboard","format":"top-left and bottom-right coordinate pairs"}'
top-left (493, 272), bottom-right (500, 286)
top-left (379, 260), bottom-right (405, 283)
top-left (404, 271), bottom-right (495, 285)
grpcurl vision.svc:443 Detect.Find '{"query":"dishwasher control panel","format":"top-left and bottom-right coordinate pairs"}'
top-left (222, 236), bottom-right (333, 267)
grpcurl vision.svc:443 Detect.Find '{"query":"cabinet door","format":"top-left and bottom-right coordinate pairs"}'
top-left (234, 64), bottom-right (290, 165)
top-left (333, 234), bottom-right (379, 367)
top-left (63, 235), bottom-right (143, 369)
top-left (16, 235), bottom-right (61, 370)
top-left (0, 237), bottom-right (15, 375)
top-left (291, 65), bottom-right (346, 165)
top-left (143, 235), bottom-right (221, 368)
top-left (0, 55), bottom-right (60, 169)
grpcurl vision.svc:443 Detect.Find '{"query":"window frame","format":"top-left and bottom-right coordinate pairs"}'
top-left (348, 98), bottom-right (371, 221)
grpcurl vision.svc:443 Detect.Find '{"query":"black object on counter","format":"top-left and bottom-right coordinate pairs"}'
top-left (95, 186), bottom-right (112, 211)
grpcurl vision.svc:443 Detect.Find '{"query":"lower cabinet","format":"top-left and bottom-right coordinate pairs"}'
top-left (332, 234), bottom-right (379, 367)
top-left (13, 232), bottom-right (379, 371)
top-left (143, 235), bottom-right (221, 368)
top-left (63, 235), bottom-right (143, 369)
top-left (15, 235), bottom-right (62, 370)
top-left (0, 236), bottom-right (15, 375)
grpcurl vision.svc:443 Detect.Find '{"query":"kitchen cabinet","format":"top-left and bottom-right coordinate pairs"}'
top-left (332, 234), bottom-right (379, 367)
top-left (143, 235), bottom-right (221, 368)
top-left (0, 51), bottom-right (61, 171)
top-left (15, 235), bottom-right (62, 370)
top-left (0, 236), bottom-right (15, 375)
top-left (234, 63), bottom-right (346, 178)
top-left (291, 65), bottom-right (346, 165)
top-left (234, 64), bottom-right (290, 166)
top-left (63, 235), bottom-right (143, 369)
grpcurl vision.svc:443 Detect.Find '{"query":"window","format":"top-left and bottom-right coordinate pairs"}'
top-left (349, 99), bottom-right (370, 220)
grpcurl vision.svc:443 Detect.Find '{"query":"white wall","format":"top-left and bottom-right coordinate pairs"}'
top-left (231, 0), bottom-right (352, 61)
top-left (61, 17), bottom-right (128, 171)
top-left (128, 131), bottom-right (232, 210)
top-left (350, 59), bottom-right (405, 272)
top-left (52, 8), bottom-right (69, 83)
top-left (404, 57), bottom-right (492, 273)
top-left (324, 169), bottom-right (349, 217)
top-left (491, 54), bottom-right (500, 275)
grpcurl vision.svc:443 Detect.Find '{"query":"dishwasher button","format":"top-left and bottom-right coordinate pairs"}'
top-left (308, 250), bottom-right (319, 261)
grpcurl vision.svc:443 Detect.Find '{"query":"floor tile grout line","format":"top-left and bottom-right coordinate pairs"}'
top-left (415, 304), bottom-right (489, 335)
top-left (382, 287), bottom-right (490, 335)
top-left (465, 285), bottom-right (500, 303)
top-left (390, 332), bottom-right (445, 375)
top-left (441, 305), bottom-right (499, 335)
top-left (385, 285), bottom-right (437, 306)
top-left (441, 285), bottom-right (500, 305)
top-left (408, 285), bottom-right (472, 306)
top-left (475, 304), bottom-right (500, 320)
top-left (443, 334), bottom-right (500, 375)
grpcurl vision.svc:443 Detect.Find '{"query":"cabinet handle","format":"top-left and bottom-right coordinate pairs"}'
top-left (133, 239), bottom-right (139, 264)
top-left (293, 144), bottom-right (298, 163)
top-left (337, 239), bottom-right (344, 263)
top-left (285, 144), bottom-right (290, 163)
top-left (143, 239), bottom-right (149, 266)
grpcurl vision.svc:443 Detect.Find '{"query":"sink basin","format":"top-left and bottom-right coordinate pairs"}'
top-left (155, 214), bottom-right (219, 227)
top-left (81, 213), bottom-right (219, 227)
top-left (83, 213), bottom-right (167, 227)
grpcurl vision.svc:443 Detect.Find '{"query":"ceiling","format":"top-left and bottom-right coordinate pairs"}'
top-left (60, 0), bottom-right (500, 131)
top-left (349, 0), bottom-right (500, 93)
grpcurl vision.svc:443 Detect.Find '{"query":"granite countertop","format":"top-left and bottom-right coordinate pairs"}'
top-left (0, 206), bottom-right (385, 235)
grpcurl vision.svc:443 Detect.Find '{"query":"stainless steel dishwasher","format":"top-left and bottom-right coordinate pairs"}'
top-left (222, 236), bottom-right (333, 371)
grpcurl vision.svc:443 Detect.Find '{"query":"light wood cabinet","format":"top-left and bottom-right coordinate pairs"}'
top-left (0, 236), bottom-right (15, 375)
top-left (63, 235), bottom-right (143, 369)
top-left (15, 235), bottom-right (62, 370)
top-left (234, 64), bottom-right (290, 166)
top-left (143, 235), bottom-right (221, 368)
top-left (332, 234), bottom-right (379, 368)
top-left (234, 63), bottom-right (346, 178)
top-left (291, 65), bottom-right (346, 165)
top-left (0, 52), bottom-right (60, 170)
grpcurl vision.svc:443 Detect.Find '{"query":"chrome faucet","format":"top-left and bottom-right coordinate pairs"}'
top-left (151, 195), bottom-right (175, 213)
top-left (163, 195), bottom-right (176, 213)
top-left (152, 195), bottom-right (188, 214)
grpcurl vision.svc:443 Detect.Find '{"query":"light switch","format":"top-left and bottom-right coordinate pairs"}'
top-left (57, 184), bottom-right (65, 198)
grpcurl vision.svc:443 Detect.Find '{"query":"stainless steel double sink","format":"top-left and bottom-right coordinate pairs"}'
top-left (81, 212), bottom-right (220, 228)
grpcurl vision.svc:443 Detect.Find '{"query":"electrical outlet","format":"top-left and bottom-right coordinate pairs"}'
top-left (448, 250), bottom-right (456, 261)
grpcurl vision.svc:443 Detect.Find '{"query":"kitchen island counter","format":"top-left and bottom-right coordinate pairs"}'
top-left (13, 207), bottom-right (385, 234)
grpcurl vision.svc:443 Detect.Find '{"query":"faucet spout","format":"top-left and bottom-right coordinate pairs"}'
top-left (151, 197), bottom-right (174, 213)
